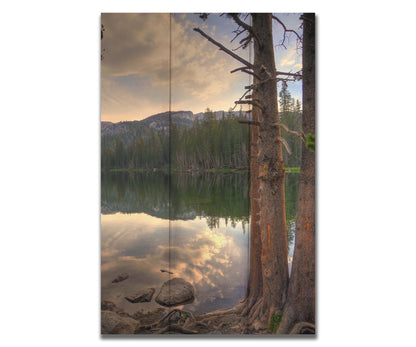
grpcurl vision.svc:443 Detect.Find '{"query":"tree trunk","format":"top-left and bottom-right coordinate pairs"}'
top-left (193, 14), bottom-right (290, 332)
top-left (240, 78), bottom-right (263, 319)
top-left (277, 13), bottom-right (316, 334)
top-left (247, 13), bottom-right (289, 328)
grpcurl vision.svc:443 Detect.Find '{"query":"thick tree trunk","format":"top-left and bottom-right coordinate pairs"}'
top-left (249, 13), bottom-right (289, 327)
top-left (277, 13), bottom-right (316, 334)
top-left (193, 14), bottom-right (290, 332)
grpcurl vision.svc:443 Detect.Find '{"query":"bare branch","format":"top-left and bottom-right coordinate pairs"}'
top-left (274, 123), bottom-right (305, 142)
top-left (244, 74), bottom-right (301, 91)
top-left (242, 69), bottom-right (261, 80)
top-left (230, 67), bottom-right (248, 74)
top-left (231, 89), bottom-right (251, 111)
top-left (232, 33), bottom-right (253, 50)
top-left (275, 136), bottom-right (292, 155)
top-left (193, 28), bottom-right (254, 69)
top-left (228, 13), bottom-right (261, 48)
top-left (276, 70), bottom-right (302, 80)
top-left (276, 77), bottom-right (299, 83)
top-left (230, 66), bottom-right (262, 80)
top-left (229, 13), bottom-right (252, 32)
top-left (272, 15), bottom-right (302, 48)
top-left (239, 34), bottom-right (252, 46)
top-left (230, 29), bottom-right (246, 43)
top-left (235, 100), bottom-right (265, 112)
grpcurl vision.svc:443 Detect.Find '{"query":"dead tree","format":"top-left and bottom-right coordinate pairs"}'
top-left (194, 13), bottom-right (310, 332)
top-left (195, 13), bottom-right (298, 329)
top-left (277, 13), bottom-right (316, 334)
top-left (248, 14), bottom-right (293, 329)
top-left (240, 59), bottom-right (263, 320)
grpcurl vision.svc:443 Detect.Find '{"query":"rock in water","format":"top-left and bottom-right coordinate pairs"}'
top-left (112, 273), bottom-right (129, 283)
top-left (155, 278), bottom-right (195, 307)
top-left (124, 288), bottom-right (155, 303)
top-left (101, 311), bottom-right (138, 334)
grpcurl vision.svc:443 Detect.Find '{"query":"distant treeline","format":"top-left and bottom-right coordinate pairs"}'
top-left (101, 86), bottom-right (301, 170)
top-left (101, 109), bottom-right (251, 170)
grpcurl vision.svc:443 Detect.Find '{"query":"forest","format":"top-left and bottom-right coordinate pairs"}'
top-left (101, 83), bottom-right (301, 171)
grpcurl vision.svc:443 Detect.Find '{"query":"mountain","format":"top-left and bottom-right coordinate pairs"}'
top-left (102, 111), bottom-right (196, 137)
top-left (101, 110), bottom-right (250, 145)
top-left (137, 110), bottom-right (195, 131)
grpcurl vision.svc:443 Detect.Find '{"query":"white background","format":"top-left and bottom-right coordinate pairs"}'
top-left (1, 0), bottom-right (415, 346)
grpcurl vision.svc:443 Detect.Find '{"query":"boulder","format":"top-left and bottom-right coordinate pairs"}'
top-left (125, 288), bottom-right (155, 303)
top-left (101, 301), bottom-right (132, 318)
top-left (155, 278), bottom-right (195, 307)
top-left (101, 310), bottom-right (138, 334)
top-left (101, 300), bottom-right (118, 312)
top-left (111, 273), bottom-right (129, 283)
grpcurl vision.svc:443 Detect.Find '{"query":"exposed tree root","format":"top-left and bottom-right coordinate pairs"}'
top-left (290, 322), bottom-right (315, 334)
top-left (240, 295), bottom-right (257, 317)
top-left (196, 307), bottom-right (238, 320)
top-left (108, 297), bottom-right (313, 335)
top-left (156, 324), bottom-right (198, 334)
top-left (247, 297), bottom-right (264, 323)
top-left (240, 298), bottom-right (270, 333)
top-left (276, 306), bottom-right (315, 335)
top-left (152, 308), bottom-right (195, 328)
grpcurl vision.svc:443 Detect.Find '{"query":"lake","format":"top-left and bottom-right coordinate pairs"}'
top-left (101, 171), bottom-right (298, 315)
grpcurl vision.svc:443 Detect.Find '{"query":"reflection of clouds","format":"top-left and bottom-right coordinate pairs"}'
top-left (169, 219), bottom-right (249, 313)
top-left (101, 213), bottom-right (249, 314)
top-left (101, 213), bottom-right (169, 262)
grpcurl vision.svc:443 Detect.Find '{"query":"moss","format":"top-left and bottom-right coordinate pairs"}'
top-left (285, 167), bottom-right (300, 173)
top-left (143, 311), bottom-right (156, 317)
top-left (306, 133), bottom-right (315, 152)
top-left (268, 313), bottom-right (283, 333)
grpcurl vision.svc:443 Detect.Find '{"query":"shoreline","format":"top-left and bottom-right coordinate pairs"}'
top-left (101, 167), bottom-right (300, 174)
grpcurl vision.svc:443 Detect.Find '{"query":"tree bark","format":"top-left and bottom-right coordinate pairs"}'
top-left (277, 13), bottom-right (316, 334)
top-left (250, 13), bottom-right (289, 327)
top-left (240, 76), bottom-right (263, 319)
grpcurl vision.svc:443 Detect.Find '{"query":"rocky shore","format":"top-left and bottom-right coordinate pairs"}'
top-left (101, 301), bottom-right (247, 335)
top-left (102, 275), bottom-right (314, 335)
top-left (102, 276), bottom-right (246, 335)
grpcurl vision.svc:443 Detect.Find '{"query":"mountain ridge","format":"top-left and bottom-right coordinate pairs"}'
top-left (101, 110), bottom-right (250, 137)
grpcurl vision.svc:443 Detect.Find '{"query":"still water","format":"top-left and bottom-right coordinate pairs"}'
top-left (101, 171), bottom-right (298, 315)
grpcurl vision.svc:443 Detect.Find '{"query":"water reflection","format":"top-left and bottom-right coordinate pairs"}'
top-left (101, 171), bottom-right (298, 314)
top-left (102, 171), bottom-right (250, 227)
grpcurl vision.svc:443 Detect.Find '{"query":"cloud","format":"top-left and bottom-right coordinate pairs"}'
top-left (281, 59), bottom-right (296, 66)
top-left (276, 45), bottom-right (302, 71)
top-left (101, 13), bottom-right (170, 78)
top-left (101, 13), bottom-right (248, 121)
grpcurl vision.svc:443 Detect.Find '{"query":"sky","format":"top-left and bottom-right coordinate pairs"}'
top-left (101, 13), bottom-right (303, 122)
